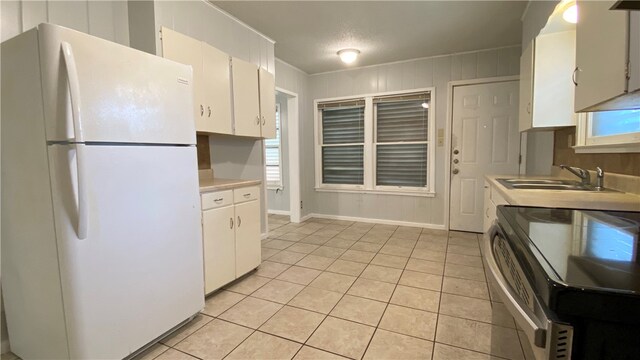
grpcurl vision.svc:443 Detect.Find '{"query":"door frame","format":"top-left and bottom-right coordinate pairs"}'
top-left (444, 75), bottom-right (520, 230)
top-left (271, 86), bottom-right (301, 223)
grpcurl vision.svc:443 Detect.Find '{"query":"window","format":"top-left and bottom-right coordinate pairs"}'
top-left (265, 103), bottom-right (282, 188)
top-left (575, 109), bottom-right (640, 153)
top-left (319, 100), bottom-right (365, 186)
top-left (314, 88), bottom-right (435, 196)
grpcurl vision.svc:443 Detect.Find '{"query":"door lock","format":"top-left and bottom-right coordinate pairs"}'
top-left (453, 149), bottom-right (459, 155)
top-left (453, 159), bottom-right (459, 164)
top-left (452, 168), bottom-right (460, 174)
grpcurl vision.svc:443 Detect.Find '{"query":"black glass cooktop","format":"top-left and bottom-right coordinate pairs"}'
top-left (502, 206), bottom-right (640, 294)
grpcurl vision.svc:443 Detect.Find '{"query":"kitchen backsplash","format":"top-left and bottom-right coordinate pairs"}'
top-left (554, 127), bottom-right (640, 177)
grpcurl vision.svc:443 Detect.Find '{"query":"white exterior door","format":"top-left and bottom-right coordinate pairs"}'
top-left (47, 144), bottom-right (203, 358)
top-left (449, 81), bottom-right (520, 232)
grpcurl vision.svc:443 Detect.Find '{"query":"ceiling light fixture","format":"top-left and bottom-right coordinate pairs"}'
top-left (338, 49), bottom-right (360, 64)
top-left (563, 4), bottom-right (577, 24)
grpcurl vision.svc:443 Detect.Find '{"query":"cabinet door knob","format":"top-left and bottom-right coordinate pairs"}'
top-left (208, 106), bottom-right (212, 117)
top-left (200, 105), bottom-right (204, 116)
top-left (262, 116), bottom-right (265, 126)
top-left (230, 217), bottom-right (234, 229)
top-left (237, 216), bottom-right (241, 227)
top-left (256, 116), bottom-right (260, 125)
top-left (572, 67), bottom-right (579, 86)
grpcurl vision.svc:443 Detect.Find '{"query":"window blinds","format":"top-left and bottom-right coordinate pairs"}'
top-left (374, 94), bottom-right (429, 187)
top-left (265, 105), bottom-right (281, 186)
top-left (320, 100), bottom-right (365, 185)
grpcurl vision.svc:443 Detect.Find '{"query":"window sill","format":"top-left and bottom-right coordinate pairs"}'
top-left (315, 187), bottom-right (436, 198)
top-left (573, 142), bottom-right (640, 154)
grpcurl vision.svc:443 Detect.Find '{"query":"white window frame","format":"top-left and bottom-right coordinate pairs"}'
top-left (266, 103), bottom-right (283, 189)
top-left (314, 87), bottom-right (436, 197)
top-left (574, 112), bottom-right (640, 153)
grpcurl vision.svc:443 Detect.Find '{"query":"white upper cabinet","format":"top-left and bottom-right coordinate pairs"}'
top-left (259, 68), bottom-right (276, 139)
top-left (232, 59), bottom-right (278, 139)
top-left (574, 1), bottom-right (639, 112)
top-left (161, 27), bottom-right (232, 135)
top-left (232, 57), bottom-right (261, 137)
top-left (202, 43), bottom-right (232, 135)
top-left (519, 30), bottom-right (577, 132)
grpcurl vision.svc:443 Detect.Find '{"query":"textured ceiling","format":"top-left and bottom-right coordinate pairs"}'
top-left (211, 1), bottom-right (527, 74)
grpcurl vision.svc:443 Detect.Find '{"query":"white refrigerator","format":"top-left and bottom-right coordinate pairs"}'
top-left (1, 24), bottom-right (204, 359)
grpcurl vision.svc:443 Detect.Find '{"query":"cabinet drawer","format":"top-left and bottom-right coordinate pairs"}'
top-left (201, 190), bottom-right (233, 210)
top-left (234, 186), bottom-right (260, 204)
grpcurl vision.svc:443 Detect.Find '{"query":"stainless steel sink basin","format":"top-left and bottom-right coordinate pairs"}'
top-left (496, 178), bottom-right (610, 191)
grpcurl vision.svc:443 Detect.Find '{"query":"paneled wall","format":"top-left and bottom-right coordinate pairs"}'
top-left (307, 46), bottom-right (521, 226)
top-left (1, 0), bottom-right (129, 44)
top-left (274, 59), bottom-right (312, 218)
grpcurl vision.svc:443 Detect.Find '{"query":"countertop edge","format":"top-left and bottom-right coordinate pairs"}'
top-left (199, 178), bottom-right (262, 193)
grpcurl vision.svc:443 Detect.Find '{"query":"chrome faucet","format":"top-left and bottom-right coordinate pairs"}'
top-left (559, 165), bottom-right (591, 186)
top-left (594, 167), bottom-right (605, 191)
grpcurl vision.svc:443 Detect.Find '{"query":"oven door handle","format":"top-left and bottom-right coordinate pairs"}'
top-left (484, 224), bottom-right (548, 348)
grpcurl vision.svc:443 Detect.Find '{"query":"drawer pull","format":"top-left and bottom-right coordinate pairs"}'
top-left (243, 193), bottom-right (251, 198)
top-left (214, 198), bottom-right (224, 203)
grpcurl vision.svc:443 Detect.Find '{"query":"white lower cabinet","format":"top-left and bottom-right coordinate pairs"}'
top-left (483, 181), bottom-right (510, 234)
top-left (201, 186), bottom-right (261, 294)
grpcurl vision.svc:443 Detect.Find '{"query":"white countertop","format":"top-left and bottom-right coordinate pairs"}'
top-left (485, 174), bottom-right (640, 212)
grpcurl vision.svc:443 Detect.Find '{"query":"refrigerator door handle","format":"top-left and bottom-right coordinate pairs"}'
top-left (61, 41), bottom-right (89, 239)
top-left (60, 41), bottom-right (84, 143)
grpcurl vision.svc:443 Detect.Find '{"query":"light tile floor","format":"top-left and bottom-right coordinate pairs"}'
top-left (2, 215), bottom-right (530, 360)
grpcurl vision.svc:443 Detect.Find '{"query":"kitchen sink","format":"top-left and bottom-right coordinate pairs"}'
top-left (496, 178), bottom-right (613, 191)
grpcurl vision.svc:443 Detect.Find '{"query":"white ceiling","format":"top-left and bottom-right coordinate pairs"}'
top-left (211, 1), bottom-right (528, 74)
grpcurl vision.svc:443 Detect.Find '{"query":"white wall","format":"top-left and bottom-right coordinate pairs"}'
top-left (307, 46), bottom-right (521, 226)
top-left (521, 0), bottom-right (559, 176)
top-left (266, 92), bottom-right (290, 213)
top-left (1, 0), bottom-right (129, 44)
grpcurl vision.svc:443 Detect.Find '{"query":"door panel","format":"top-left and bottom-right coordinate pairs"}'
top-left (450, 81), bottom-right (520, 232)
top-left (259, 68), bottom-right (276, 139)
top-left (202, 43), bottom-right (232, 135)
top-left (234, 200), bottom-right (261, 276)
top-left (203, 206), bottom-right (236, 293)
top-left (38, 24), bottom-right (195, 144)
top-left (232, 57), bottom-right (260, 137)
top-left (48, 144), bottom-right (203, 358)
top-left (162, 26), bottom-right (204, 133)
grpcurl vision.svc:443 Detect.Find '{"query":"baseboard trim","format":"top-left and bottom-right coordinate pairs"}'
top-left (267, 209), bottom-right (290, 216)
top-left (304, 213), bottom-right (446, 230)
top-left (299, 214), bottom-right (313, 223)
top-left (1, 339), bottom-right (10, 354)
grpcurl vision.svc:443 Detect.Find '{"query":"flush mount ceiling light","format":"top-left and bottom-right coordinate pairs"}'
top-left (337, 49), bottom-right (360, 64)
top-left (563, 4), bottom-right (577, 23)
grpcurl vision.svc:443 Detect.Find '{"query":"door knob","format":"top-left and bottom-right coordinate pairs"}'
top-left (452, 168), bottom-right (459, 174)
top-left (453, 159), bottom-right (459, 164)
top-left (453, 149), bottom-right (459, 155)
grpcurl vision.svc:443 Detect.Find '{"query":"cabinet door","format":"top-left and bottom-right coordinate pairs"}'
top-left (202, 206), bottom-right (236, 294)
top-left (575, 0), bottom-right (628, 112)
top-left (161, 27), bottom-right (205, 131)
top-left (518, 41), bottom-right (534, 132)
top-left (234, 200), bottom-right (261, 276)
top-left (231, 57), bottom-right (261, 137)
top-left (202, 43), bottom-right (232, 135)
top-left (259, 68), bottom-right (276, 139)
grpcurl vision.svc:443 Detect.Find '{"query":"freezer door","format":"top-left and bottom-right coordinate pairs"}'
top-left (38, 23), bottom-right (196, 144)
top-left (48, 144), bottom-right (204, 359)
